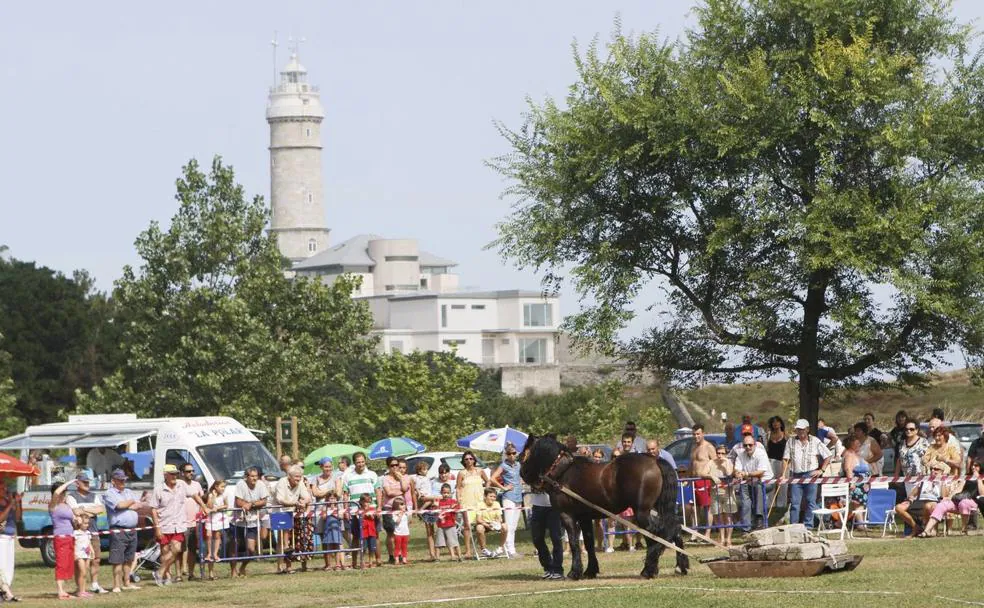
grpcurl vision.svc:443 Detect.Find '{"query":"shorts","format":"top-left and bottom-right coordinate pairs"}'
top-left (54, 536), bottom-right (75, 580)
top-left (362, 536), bottom-right (378, 553)
top-left (436, 526), bottom-right (459, 548)
top-left (421, 512), bottom-right (439, 525)
top-left (381, 513), bottom-right (395, 534)
top-left (477, 521), bottom-right (502, 532)
top-left (694, 479), bottom-right (713, 508)
top-left (108, 529), bottom-right (138, 565)
top-left (160, 532), bottom-right (185, 546)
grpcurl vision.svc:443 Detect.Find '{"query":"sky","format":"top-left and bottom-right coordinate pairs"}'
top-left (1, 1), bottom-right (983, 341)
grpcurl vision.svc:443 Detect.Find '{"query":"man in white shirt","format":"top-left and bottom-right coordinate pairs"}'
top-left (783, 419), bottom-right (832, 528)
top-left (734, 436), bottom-right (774, 531)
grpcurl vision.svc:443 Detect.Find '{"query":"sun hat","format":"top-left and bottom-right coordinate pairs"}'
top-left (794, 419), bottom-right (810, 430)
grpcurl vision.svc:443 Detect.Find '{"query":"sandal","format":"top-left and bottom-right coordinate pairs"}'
top-left (915, 531), bottom-right (930, 538)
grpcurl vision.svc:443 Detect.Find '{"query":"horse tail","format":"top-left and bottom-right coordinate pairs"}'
top-left (655, 458), bottom-right (678, 515)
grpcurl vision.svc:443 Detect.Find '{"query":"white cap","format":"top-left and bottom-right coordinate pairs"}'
top-left (794, 419), bottom-right (809, 430)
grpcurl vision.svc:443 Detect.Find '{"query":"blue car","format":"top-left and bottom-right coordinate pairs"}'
top-left (664, 433), bottom-right (728, 476)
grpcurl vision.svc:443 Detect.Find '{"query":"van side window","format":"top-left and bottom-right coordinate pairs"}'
top-left (165, 449), bottom-right (200, 475)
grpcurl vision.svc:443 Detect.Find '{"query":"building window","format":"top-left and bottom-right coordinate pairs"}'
top-left (384, 255), bottom-right (419, 262)
top-left (501, 339), bottom-right (510, 345)
top-left (307, 239), bottom-right (317, 253)
top-left (306, 127), bottom-right (311, 137)
top-left (523, 303), bottom-right (553, 327)
top-left (441, 305), bottom-right (447, 328)
top-left (442, 339), bottom-right (466, 346)
top-left (384, 284), bottom-right (419, 291)
top-left (519, 338), bottom-right (548, 364)
top-left (451, 304), bottom-right (465, 310)
top-left (420, 277), bottom-right (428, 288)
top-left (471, 304), bottom-right (486, 310)
top-left (390, 341), bottom-right (404, 354)
top-left (307, 193), bottom-right (313, 203)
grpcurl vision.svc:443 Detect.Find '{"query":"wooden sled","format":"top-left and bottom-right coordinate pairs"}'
top-left (706, 554), bottom-right (863, 578)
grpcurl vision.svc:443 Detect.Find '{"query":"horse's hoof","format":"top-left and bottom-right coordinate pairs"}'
top-left (567, 571), bottom-right (582, 581)
top-left (640, 569), bottom-right (656, 579)
top-left (675, 566), bottom-right (689, 576)
top-left (583, 570), bottom-right (598, 579)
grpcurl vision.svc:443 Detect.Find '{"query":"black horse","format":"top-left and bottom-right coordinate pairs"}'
top-left (520, 434), bottom-right (688, 579)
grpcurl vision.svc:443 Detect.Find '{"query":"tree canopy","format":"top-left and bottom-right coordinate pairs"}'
top-left (0, 252), bottom-right (120, 426)
top-left (77, 157), bottom-right (380, 452)
top-left (492, 0), bottom-right (984, 425)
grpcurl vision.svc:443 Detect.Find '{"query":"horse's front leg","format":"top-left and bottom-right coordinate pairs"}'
top-left (560, 512), bottom-right (582, 580)
top-left (580, 516), bottom-right (599, 578)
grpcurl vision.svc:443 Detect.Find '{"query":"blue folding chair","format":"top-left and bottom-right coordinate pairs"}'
top-left (853, 488), bottom-right (898, 538)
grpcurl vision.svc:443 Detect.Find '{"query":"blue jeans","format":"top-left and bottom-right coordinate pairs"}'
top-left (738, 480), bottom-right (764, 531)
top-left (530, 505), bottom-right (563, 575)
top-left (788, 473), bottom-right (818, 527)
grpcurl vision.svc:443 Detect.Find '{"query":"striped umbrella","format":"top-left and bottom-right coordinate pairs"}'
top-left (367, 437), bottom-right (426, 460)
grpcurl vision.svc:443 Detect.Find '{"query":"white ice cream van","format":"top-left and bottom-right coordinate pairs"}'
top-left (1, 414), bottom-right (281, 566)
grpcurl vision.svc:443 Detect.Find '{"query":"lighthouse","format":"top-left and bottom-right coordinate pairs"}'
top-left (266, 51), bottom-right (330, 262)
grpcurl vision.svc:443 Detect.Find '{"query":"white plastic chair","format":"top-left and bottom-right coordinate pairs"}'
top-left (813, 483), bottom-right (850, 540)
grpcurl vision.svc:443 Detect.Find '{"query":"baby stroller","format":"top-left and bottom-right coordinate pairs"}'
top-left (130, 541), bottom-right (162, 583)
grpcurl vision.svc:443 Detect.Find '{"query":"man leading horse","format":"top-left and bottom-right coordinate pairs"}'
top-left (520, 433), bottom-right (689, 580)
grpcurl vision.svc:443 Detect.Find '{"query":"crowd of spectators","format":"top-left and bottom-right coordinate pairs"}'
top-left (35, 411), bottom-right (984, 598)
top-left (684, 408), bottom-right (983, 543)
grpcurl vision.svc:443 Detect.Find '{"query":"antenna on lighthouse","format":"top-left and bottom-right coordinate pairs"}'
top-left (271, 31), bottom-right (279, 86)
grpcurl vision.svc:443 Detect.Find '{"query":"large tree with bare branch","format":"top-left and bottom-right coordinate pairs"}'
top-left (492, 0), bottom-right (984, 425)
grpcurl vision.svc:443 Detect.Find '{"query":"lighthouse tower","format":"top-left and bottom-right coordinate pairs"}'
top-left (266, 52), bottom-right (330, 262)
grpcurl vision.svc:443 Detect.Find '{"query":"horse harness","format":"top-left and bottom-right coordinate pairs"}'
top-left (540, 449), bottom-right (575, 490)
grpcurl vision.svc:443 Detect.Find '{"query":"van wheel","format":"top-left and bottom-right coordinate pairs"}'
top-left (40, 534), bottom-right (56, 568)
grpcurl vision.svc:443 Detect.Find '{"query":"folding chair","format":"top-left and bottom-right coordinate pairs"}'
top-left (813, 483), bottom-right (849, 540)
top-left (851, 488), bottom-right (897, 538)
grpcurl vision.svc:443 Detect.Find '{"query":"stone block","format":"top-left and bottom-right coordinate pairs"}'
top-left (745, 524), bottom-right (809, 548)
top-left (823, 540), bottom-right (847, 557)
top-left (782, 543), bottom-right (826, 560)
top-left (728, 545), bottom-right (748, 561)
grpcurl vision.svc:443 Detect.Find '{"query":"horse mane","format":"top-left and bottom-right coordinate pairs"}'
top-left (519, 434), bottom-right (564, 486)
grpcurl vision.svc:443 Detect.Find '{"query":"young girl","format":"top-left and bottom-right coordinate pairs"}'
top-left (391, 497), bottom-right (410, 565)
top-left (436, 484), bottom-right (462, 561)
top-left (410, 461), bottom-right (438, 561)
top-left (359, 494), bottom-right (379, 569)
top-left (204, 479), bottom-right (228, 580)
top-left (710, 445), bottom-right (737, 546)
top-left (73, 512), bottom-right (94, 597)
top-left (321, 489), bottom-right (345, 571)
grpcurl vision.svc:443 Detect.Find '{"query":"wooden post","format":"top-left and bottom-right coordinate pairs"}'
top-left (275, 416), bottom-right (283, 460)
top-left (290, 417), bottom-right (299, 460)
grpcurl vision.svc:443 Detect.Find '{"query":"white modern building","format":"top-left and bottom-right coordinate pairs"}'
top-left (293, 234), bottom-right (459, 296)
top-left (364, 290), bottom-right (558, 366)
top-left (266, 50), bottom-right (560, 394)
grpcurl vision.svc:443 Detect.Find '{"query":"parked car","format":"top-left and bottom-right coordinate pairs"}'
top-left (664, 433), bottom-right (728, 475)
top-left (405, 451), bottom-right (490, 480)
top-left (918, 421), bottom-right (982, 455)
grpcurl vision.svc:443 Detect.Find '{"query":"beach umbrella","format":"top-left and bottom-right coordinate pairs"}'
top-left (367, 437), bottom-right (426, 460)
top-left (303, 443), bottom-right (367, 474)
top-left (456, 426), bottom-right (528, 453)
top-left (0, 454), bottom-right (39, 477)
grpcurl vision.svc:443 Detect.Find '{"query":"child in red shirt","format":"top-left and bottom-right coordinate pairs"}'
top-left (436, 483), bottom-right (462, 561)
top-left (359, 494), bottom-right (380, 568)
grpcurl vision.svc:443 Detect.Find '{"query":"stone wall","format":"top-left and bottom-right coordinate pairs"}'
top-left (500, 364), bottom-right (561, 396)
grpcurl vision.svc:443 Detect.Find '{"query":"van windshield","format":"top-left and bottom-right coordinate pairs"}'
top-left (196, 441), bottom-right (281, 482)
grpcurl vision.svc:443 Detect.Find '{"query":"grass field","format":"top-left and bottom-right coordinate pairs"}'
top-left (10, 530), bottom-right (984, 607)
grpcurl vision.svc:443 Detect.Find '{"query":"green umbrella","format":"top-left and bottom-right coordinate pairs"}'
top-left (303, 443), bottom-right (367, 475)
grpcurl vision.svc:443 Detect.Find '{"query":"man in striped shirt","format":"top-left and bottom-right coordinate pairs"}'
top-left (783, 419), bottom-right (832, 528)
top-left (340, 452), bottom-right (378, 568)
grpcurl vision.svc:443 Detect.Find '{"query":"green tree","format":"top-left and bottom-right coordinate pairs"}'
top-left (0, 337), bottom-right (26, 437)
top-left (0, 254), bottom-right (120, 425)
top-left (492, 0), bottom-right (984, 426)
top-left (77, 157), bottom-right (377, 453)
top-left (359, 350), bottom-right (481, 448)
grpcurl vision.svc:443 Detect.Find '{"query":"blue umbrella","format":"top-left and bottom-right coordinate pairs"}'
top-left (456, 426), bottom-right (528, 453)
top-left (367, 437), bottom-right (426, 460)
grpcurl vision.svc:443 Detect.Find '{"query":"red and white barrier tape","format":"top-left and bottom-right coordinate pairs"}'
top-left (680, 473), bottom-right (981, 487)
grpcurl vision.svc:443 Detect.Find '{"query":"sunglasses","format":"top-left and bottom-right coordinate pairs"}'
top-left (743, 444), bottom-right (755, 448)
top-left (389, 464), bottom-right (399, 467)
top-left (463, 457), bottom-right (475, 462)
top-left (905, 427), bottom-right (917, 431)
top-left (506, 452), bottom-right (517, 456)
top-left (182, 470), bottom-right (194, 474)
